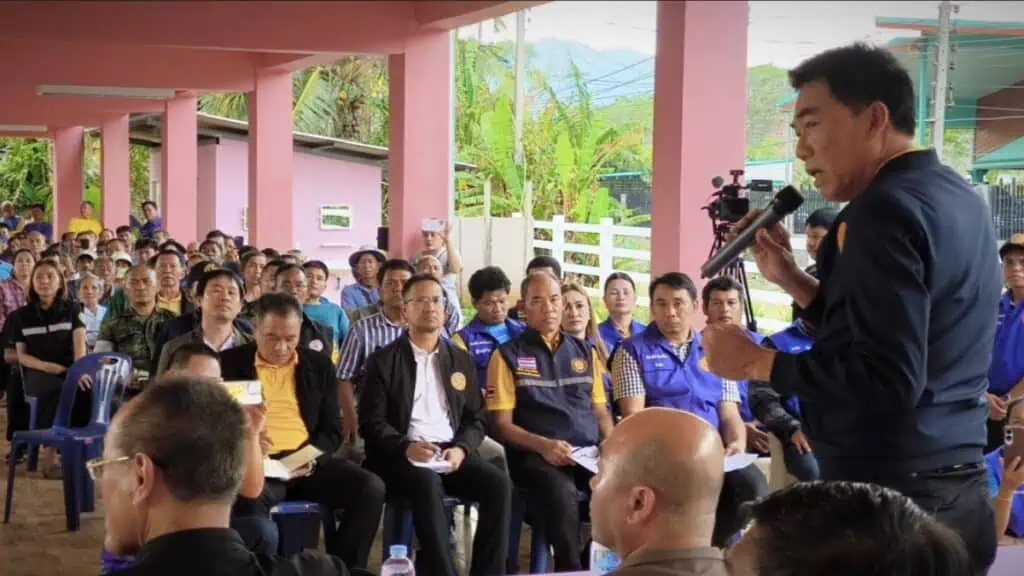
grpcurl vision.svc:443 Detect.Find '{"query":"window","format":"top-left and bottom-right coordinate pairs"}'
top-left (320, 205), bottom-right (352, 230)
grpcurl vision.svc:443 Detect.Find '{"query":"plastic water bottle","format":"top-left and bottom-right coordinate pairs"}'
top-left (381, 545), bottom-right (415, 576)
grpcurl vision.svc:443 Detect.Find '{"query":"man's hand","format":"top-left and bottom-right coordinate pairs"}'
top-left (987, 392), bottom-right (1008, 421)
top-left (724, 441), bottom-right (744, 457)
top-left (292, 462), bottom-right (315, 478)
top-left (406, 441), bottom-right (440, 463)
top-left (790, 429), bottom-right (813, 454)
top-left (541, 439), bottom-right (575, 466)
top-left (258, 431), bottom-right (271, 457)
top-left (729, 208), bottom-right (798, 286)
top-left (747, 423), bottom-right (771, 454)
top-left (440, 446), bottom-right (466, 473)
top-left (703, 324), bottom-right (771, 381)
top-left (78, 373), bottom-right (93, 390)
top-left (341, 416), bottom-right (357, 444)
top-left (245, 404), bottom-right (267, 437)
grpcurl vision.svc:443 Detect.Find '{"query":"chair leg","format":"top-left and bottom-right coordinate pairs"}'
top-left (3, 441), bottom-right (21, 523)
top-left (80, 442), bottom-right (100, 514)
top-left (528, 527), bottom-right (550, 574)
top-left (26, 402), bottom-right (39, 473)
top-left (61, 442), bottom-right (80, 531)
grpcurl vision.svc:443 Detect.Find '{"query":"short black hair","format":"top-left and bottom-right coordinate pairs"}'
top-left (264, 259), bottom-right (287, 273)
top-left (302, 259), bottom-right (329, 278)
top-left (154, 248), bottom-right (184, 267)
top-left (377, 258), bottom-right (416, 286)
top-left (744, 481), bottom-right (971, 576)
top-left (401, 273), bottom-right (444, 300)
top-left (805, 208), bottom-right (839, 230)
top-left (141, 200), bottom-right (158, 210)
top-left (789, 43), bottom-right (916, 136)
top-left (274, 262), bottom-right (304, 282)
top-left (160, 240), bottom-right (187, 255)
top-left (115, 225), bottom-right (133, 235)
top-left (526, 255), bottom-right (562, 279)
top-left (198, 239), bottom-right (221, 253)
top-left (648, 272), bottom-right (697, 303)
top-left (468, 266), bottom-right (511, 302)
top-left (701, 276), bottom-right (743, 306)
top-left (520, 269), bottom-right (560, 300)
top-left (261, 248), bottom-right (281, 260)
top-left (603, 272), bottom-right (635, 293)
top-left (241, 250), bottom-right (265, 270)
top-left (115, 376), bottom-right (246, 503)
top-left (254, 292), bottom-right (303, 323)
top-left (134, 238), bottom-right (158, 252)
top-left (28, 260), bottom-right (66, 302)
top-left (30, 203), bottom-right (44, 211)
top-left (166, 342), bottom-right (220, 375)
top-left (197, 268), bottom-right (244, 299)
top-left (206, 230), bottom-right (227, 240)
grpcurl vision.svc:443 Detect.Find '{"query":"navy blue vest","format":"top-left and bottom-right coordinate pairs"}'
top-left (619, 324), bottom-right (723, 429)
top-left (498, 330), bottom-right (600, 446)
top-left (457, 317), bottom-right (526, 388)
top-left (766, 321), bottom-right (815, 417)
top-left (987, 447), bottom-right (1024, 537)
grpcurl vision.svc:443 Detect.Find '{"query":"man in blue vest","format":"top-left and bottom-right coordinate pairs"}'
top-left (748, 318), bottom-right (820, 481)
top-left (701, 276), bottom-right (770, 455)
top-left (987, 234), bottom-right (1024, 452)
top-left (486, 270), bottom-right (614, 572)
top-left (598, 272), bottom-right (645, 355)
top-left (611, 272), bottom-right (766, 546)
top-left (453, 266), bottom-right (525, 472)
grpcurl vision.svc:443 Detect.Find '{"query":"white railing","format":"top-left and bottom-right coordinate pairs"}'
top-left (530, 215), bottom-right (806, 334)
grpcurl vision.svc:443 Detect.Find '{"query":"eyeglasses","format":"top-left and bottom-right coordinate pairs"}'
top-left (405, 296), bottom-right (444, 307)
top-left (85, 455), bottom-right (131, 481)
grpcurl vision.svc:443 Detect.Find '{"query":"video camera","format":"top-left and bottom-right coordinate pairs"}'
top-left (706, 170), bottom-right (774, 225)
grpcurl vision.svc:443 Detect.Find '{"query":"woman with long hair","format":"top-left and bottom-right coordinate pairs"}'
top-left (1, 249), bottom-right (37, 463)
top-left (7, 259), bottom-right (87, 476)
top-left (561, 281), bottom-right (615, 414)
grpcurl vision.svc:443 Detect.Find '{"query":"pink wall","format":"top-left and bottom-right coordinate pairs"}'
top-left (196, 143), bottom-right (218, 235)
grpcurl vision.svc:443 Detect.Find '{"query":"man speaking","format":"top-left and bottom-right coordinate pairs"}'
top-left (703, 44), bottom-right (999, 574)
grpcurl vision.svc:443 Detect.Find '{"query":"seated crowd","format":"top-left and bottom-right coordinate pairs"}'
top-left (0, 201), bottom-right (1020, 576)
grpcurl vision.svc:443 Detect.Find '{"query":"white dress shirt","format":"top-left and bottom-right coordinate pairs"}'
top-left (407, 340), bottom-right (454, 443)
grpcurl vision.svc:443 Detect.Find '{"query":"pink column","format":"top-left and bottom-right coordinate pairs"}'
top-left (247, 70), bottom-right (293, 250)
top-left (101, 114), bottom-right (131, 231)
top-left (52, 126), bottom-right (84, 237)
top-left (387, 31), bottom-right (452, 258)
top-left (651, 1), bottom-right (748, 283)
top-left (161, 94), bottom-right (198, 242)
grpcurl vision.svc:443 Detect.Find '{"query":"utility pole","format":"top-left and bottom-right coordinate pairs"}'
top-left (932, 0), bottom-right (955, 158)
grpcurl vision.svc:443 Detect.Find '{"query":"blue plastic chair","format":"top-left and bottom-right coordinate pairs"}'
top-left (506, 487), bottom-right (588, 574)
top-left (2, 353), bottom-right (131, 531)
top-left (23, 393), bottom-right (39, 471)
top-left (269, 500), bottom-right (339, 556)
top-left (381, 494), bottom-right (468, 562)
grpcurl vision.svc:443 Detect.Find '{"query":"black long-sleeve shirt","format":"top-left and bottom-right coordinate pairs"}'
top-left (769, 150), bottom-right (999, 481)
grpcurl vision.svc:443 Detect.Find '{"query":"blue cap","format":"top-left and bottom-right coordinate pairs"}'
top-left (389, 544), bottom-right (408, 558)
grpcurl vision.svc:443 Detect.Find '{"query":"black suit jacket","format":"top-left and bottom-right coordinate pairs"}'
top-left (358, 333), bottom-right (486, 462)
top-left (220, 343), bottom-right (342, 455)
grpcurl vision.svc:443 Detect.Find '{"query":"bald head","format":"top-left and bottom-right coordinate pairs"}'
top-left (590, 408), bottom-right (724, 558)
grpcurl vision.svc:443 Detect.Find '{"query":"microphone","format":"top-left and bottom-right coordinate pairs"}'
top-left (700, 186), bottom-right (804, 279)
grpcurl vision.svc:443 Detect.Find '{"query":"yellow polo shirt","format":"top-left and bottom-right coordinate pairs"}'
top-left (67, 217), bottom-right (103, 236)
top-left (256, 353), bottom-right (309, 454)
top-left (485, 334), bottom-right (607, 411)
top-left (157, 294), bottom-right (182, 316)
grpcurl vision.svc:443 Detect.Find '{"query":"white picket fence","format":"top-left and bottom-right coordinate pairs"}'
top-left (531, 215), bottom-right (806, 334)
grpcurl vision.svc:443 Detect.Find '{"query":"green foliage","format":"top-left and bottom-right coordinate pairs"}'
top-left (0, 138), bottom-right (52, 211)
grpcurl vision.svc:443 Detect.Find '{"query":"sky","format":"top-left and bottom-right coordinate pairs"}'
top-left (464, 0), bottom-right (1024, 69)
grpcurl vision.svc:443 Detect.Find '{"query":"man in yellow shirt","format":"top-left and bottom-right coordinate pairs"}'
top-left (486, 270), bottom-right (614, 572)
top-left (219, 292), bottom-right (385, 570)
top-left (67, 200), bottom-right (103, 236)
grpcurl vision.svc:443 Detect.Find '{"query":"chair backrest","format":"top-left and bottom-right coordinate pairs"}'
top-left (57, 353), bottom-right (133, 430)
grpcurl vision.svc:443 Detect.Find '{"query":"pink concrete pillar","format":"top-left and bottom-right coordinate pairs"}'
top-left (387, 31), bottom-right (452, 258)
top-left (52, 126), bottom-right (85, 237)
top-left (101, 114), bottom-right (131, 231)
top-left (247, 69), bottom-right (293, 250)
top-left (161, 94), bottom-right (198, 242)
top-left (651, 1), bottom-right (748, 286)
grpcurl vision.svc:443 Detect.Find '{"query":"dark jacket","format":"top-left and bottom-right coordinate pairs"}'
top-left (770, 150), bottom-right (999, 480)
top-left (358, 333), bottom-right (486, 463)
top-left (116, 528), bottom-right (351, 576)
top-left (150, 310), bottom-right (254, 372)
top-left (220, 344), bottom-right (342, 455)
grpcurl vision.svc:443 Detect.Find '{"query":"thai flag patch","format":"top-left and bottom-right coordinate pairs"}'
top-left (517, 357), bottom-right (538, 371)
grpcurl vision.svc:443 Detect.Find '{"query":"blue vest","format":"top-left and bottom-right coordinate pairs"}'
top-left (457, 317), bottom-right (526, 388)
top-left (498, 330), bottom-right (600, 446)
top-left (989, 291), bottom-right (1024, 396)
top-left (986, 447), bottom-right (1024, 537)
top-left (598, 317), bottom-right (645, 357)
top-left (619, 324), bottom-right (723, 429)
top-left (737, 329), bottom-right (765, 422)
top-left (766, 321), bottom-right (815, 417)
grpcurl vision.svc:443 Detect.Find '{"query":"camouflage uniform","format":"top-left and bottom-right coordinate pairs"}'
top-left (95, 306), bottom-right (177, 390)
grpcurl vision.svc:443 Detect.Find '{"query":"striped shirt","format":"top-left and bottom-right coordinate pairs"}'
top-left (336, 311), bottom-right (407, 382)
top-left (611, 333), bottom-right (740, 403)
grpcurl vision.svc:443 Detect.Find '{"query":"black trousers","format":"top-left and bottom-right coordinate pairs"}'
top-left (370, 451), bottom-right (511, 576)
top-left (881, 465), bottom-right (997, 576)
top-left (713, 463), bottom-right (769, 547)
top-left (237, 456), bottom-right (386, 569)
top-left (508, 451), bottom-right (592, 572)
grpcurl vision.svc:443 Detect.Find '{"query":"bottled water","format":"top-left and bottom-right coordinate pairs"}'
top-left (381, 545), bottom-right (415, 576)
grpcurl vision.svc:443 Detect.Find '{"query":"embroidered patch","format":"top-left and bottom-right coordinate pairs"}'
top-left (570, 358), bottom-right (588, 374)
top-left (451, 372), bottom-right (467, 391)
top-left (309, 339), bottom-right (324, 352)
top-left (517, 357), bottom-right (538, 371)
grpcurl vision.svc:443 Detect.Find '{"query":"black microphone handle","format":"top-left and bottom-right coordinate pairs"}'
top-left (700, 208), bottom-right (787, 279)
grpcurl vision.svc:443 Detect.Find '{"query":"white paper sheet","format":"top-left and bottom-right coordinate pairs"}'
top-left (221, 380), bottom-right (263, 406)
top-left (410, 454), bottom-right (453, 473)
top-left (263, 458), bottom-right (293, 480)
top-left (263, 445), bottom-right (324, 480)
top-left (724, 452), bottom-right (758, 473)
top-left (571, 445), bottom-right (601, 474)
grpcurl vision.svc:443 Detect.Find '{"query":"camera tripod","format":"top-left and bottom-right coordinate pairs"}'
top-left (706, 222), bottom-right (758, 333)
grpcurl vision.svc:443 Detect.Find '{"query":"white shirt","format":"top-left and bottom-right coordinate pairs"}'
top-left (204, 332), bottom-right (236, 352)
top-left (80, 304), bottom-right (107, 350)
top-left (407, 340), bottom-right (454, 443)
